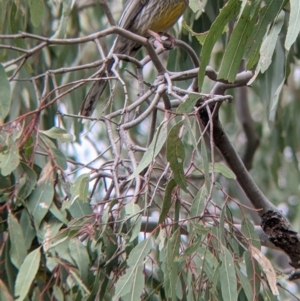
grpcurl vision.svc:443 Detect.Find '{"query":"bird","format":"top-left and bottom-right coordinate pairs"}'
top-left (80, 0), bottom-right (188, 117)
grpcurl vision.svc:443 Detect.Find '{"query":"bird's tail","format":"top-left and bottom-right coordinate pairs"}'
top-left (80, 59), bottom-right (113, 117)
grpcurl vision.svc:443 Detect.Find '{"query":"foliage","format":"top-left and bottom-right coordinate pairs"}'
top-left (1, 0), bottom-right (300, 300)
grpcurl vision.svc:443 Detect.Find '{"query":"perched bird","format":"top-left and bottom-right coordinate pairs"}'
top-left (80, 0), bottom-right (188, 117)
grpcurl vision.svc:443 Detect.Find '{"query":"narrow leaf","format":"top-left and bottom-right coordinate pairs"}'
top-left (70, 173), bottom-right (90, 203)
top-left (15, 248), bottom-right (41, 301)
top-left (166, 121), bottom-right (188, 191)
top-left (0, 143), bottom-right (19, 176)
top-left (250, 246), bottom-right (279, 295)
top-left (113, 238), bottom-right (152, 300)
top-left (245, 0), bottom-right (285, 69)
top-left (0, 63), bottom-right (11, 119)
top-left (236, 267), bottom-right (254, 301)
top-left (8, 213), bottom-right (27, 269)
top-left (159, 179), bottom-right (177, 223)
top-left (27, 178), bottom-right (54, 228)
top-left (258, 11), bottom-right (284, 73)
top-left (69, 239), bottom-right (90, 284)
top-left (128, 121), bottom-right (167, 180)
top-left (218, 2), bottom-right (256, 82)
top-left (198, 0), bottom-right (241, 89)
top-left (29, 0), bottom-right (44, 27)
top-left (176, 94), bottom-right (199, 114)
top-left (40, 127), bottom-right (73, 143)
top-left (285, 0), bottom-right (300, 50)
top-left (190, 186), bottom-right (206, 218)
top-left (220, 248), bottom-right (238, 301)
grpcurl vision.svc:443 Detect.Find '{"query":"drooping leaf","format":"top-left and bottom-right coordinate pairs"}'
top-left (27, 177), bottom-right (54, 228)
top-left (198, 0), bottom-right (241, 89)
top-left (236, 266), bottom-right (254, 301)
top-left (159, 179), bottom-right (177, 224)
top-left (0, 142), bottom-right (19, 176)
top-left (285, 0), bottom-right (300, 51)
top-left (113, 237), bottom-right (152, 300)
top-left (16, 162), bottom-right (37, 201)
top-left (125, 202), bottom-right (142, 242)
top-left (20, 209), bottom-right (36, 251)
top-left (190, 186), bottom-right (206, 218)
top-left (0, 63), bottom-right (11, 119)
top-left (200, 139), bottom-right (210, 191)
top-left (29, 0), bottom-right (44, 27)
top-left (70, 173), bottom-right (90, 203)
top-left (15, 248), bottom-right (41, 301)
top-left (250, 246), bottom-right (279, 296)
top-left (218, 2), bottom-right (257, 82)
top-left (69, 239), bottom-right (90, 285)
top-left (50, 147), bottom-right (67, 170)
top-left (51, 0), bottom-right (73, 39)
top-left (166, 121), bottom-right (188, 191)
top-left (128, 121), bottom-right (167, 180)
top-left (40, 127), bottom-right (74, 143)
top-left (8, 213), bottom-right (27, 269)
top-left (220, 248), bottom-right (238, 301)
top-left (176, 94), bottom-right (199, 114)
top-left (241, 217), bottom-right (261, 249)
top-left (258, 11), bottom-right (285, 73)
top-left (245, 0), bottom-right (285, 69)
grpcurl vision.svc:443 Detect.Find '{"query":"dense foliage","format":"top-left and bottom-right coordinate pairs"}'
top-left (1, 0), bottom-right (300, 300)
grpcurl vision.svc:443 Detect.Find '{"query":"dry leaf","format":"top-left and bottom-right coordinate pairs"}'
top-left (250, 246), bottom-right (279, 296)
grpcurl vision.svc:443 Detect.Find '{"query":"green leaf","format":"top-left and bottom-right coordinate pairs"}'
top-left (0, 142), bottom-right (19, 176)
top-left (15, 248), bottom-right (41, 301)
top-left (50, 147), bottom-right (67, 170)
top-left (190, 186), bottom-right (206, 218)
top-left (159, 179), bottom-right (177, 224)
top-left (218, 2), bottom-right (256, 82)
top-left (176, 94), bottom-right (199, 114)
top-left (67, 199), bottom-right (92, 219)
top-left (198, 0), bottom-right (241, 90)
top-left (49, 202), bottom-right (69, 225)
top-left (220, 248), bottom-right (238, 301)
top-left (122, 266), bottom-right (144, 301)
top-left (113, 237), bottom-right (152, 300)
top-left (128, 121), bottom-right (167, 181)
top-left (162, 230), bottom-right (180, 301)
top-left (52, 286), bottom-right (64, 301)
top-left (258, 11), bottom-right (284, 73)
top-left (241, 218), bottom-right (261, 249)
top-left (51, 0), bottom-right (73, 39)
top-left (0, 63), bottom-right (11, 119)
top-left (244, 251), bottom-right (261, 293)
top-left (69, 239), bottom-right (90, 284)
top-left (16, 162), bottom-right (37, 201)
top-left (40, 127), bottom-right (74, 143)
top-left (29, 0), bottom-right (44, 27)
top-left (200, 140), bottom-right (210, 191)
top-left (245, 0), bottom-right (285, 69)
top-left (27, 178), bottom-right (54, 228)
top-left (8, 213), bottom-right (27, 269)
top-left (188, 0), bottom-right (203, 13)
top-left (211, 162), bottom-right (236, 179)
top-left (20, 210), bottom-right (36, 251)
top-left (125, 202), bottom-right (142, 242)
top-left (236, 267), bottom-right (254, 301)
top-left (70, 173), bottom-right (90, 203)
top-left (166, 121), bottom-right (188, 191)
top-left (285, 0), bottom-right (300, 51)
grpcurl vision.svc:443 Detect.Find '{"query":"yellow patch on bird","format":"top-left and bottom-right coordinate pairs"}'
top-left (149, 2), bottom-right (186, 32)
